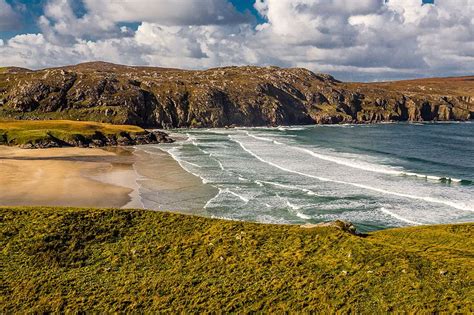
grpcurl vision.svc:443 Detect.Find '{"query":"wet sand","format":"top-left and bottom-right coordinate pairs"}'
top-left (0, 146), bottom-right (215, 211)
top-left (132, 147), bottom-right (217, 215)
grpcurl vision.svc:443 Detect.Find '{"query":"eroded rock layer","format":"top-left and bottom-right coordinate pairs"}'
top-left (1, 62), bottom-right (472, 127)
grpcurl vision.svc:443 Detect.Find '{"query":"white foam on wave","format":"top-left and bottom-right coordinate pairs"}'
top-left (226, 189), bottom-right (250, 203)
top-left (163, 147), bottom-right (210, 184)
top-left (256, 179), bottom-right (318, 196)
top-left (230, 135), bottom-right (473, 212)
top-left (277, 126), bottom-right (307, 131)
top-left (184, 137), bottom-right (229, 174)
top-left (204, 187), bottom-right (249, 208)
top-left (286, 201), bottom-right (312, 219)
top-left (245, 131), bottom-right (400, 175)
top-left (275, 193), bottom-right (312, 220)
top-left (185, 133), bottom-right (195, 142)
top-left (324, 124), bottom-right (355, 128)
top-left (296, 212), bottom-right (312, 220)
top-left (245, 131), bottom-right (465, 184)
top-left (126, 148), bottom-right (146, 209)
top-left (181, 160), bottom-right (202, 168)
top-left (204, 187), bottom-right (223, 208)
top-left (380, 207), bottom-right (421, 225)
top-left (244, 132), bottom-right (284, 145)
top-left (192, 142), bottom-right (209, 154)
top-left (216, 159), bottom-right (225, 171)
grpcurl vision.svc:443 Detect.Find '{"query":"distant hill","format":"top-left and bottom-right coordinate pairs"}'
top-left (0, 62), bottom-right (472, 127)
top-left (0, 66), bottom-right (32, 74)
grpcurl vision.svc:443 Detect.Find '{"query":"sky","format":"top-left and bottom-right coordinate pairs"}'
top-left (0, 0), bottom-right (473, 81)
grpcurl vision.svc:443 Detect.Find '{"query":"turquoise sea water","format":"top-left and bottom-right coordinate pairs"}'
top-left (139, 122), bottom-right (474, 231)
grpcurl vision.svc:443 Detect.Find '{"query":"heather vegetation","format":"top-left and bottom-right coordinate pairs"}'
top-left (1, 207), bottom-right (472, 313)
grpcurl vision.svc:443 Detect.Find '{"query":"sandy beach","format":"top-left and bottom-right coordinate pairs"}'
top-left (0, 145), bottom-right (215, 211)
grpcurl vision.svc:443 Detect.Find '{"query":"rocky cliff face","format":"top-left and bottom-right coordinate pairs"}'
top-left (0, 62), bottom-right (472, 127)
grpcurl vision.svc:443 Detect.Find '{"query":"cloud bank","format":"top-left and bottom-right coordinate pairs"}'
top-left (0, 0), bottom-right (473, 81)
top-left (0, 0), bottom-right (21, 31)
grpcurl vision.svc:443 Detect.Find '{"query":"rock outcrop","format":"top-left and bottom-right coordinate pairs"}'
top-left (17, 130), bottom-right (173, 149)
top-left (301, 220), bottom-right (358, 235)
top-left (0, 62), bottom-right (472, 128)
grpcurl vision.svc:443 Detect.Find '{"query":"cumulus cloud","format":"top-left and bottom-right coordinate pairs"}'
top-left (250, 0), bottom-right (474, 79)
top-left (37, 0), bottom-right (252, 42)
top-left (0, 0), bottom-right (473, 81)
top-left (83, 0), bottom-right (254, 26)
top-left (38, 0), bottom-right (126, 43)
top-left (0, 0), bottom-right (21, 31)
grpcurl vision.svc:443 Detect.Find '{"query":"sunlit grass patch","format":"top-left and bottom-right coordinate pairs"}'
top-left (0, 120), bottom-right (146, 146)
top-left (1, 206), bottom-right (472, 313)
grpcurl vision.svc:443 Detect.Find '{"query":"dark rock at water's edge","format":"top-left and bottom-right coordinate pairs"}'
top-left (19, 130), bottom-right (173, 149)
top-left (0, 62), bottom-right (473, 128)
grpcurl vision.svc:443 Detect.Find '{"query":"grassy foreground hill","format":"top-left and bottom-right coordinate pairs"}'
top-left (1, 207), bottom-right (472, 312)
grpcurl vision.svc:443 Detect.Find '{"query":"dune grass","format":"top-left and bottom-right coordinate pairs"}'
top-left (1, 207), bottom-right (472, 313)
top-left (0, 120), bottom-right (146, 146)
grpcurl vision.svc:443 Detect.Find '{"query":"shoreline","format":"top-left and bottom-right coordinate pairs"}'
top-left (0, 145), bottom-right (215, 211)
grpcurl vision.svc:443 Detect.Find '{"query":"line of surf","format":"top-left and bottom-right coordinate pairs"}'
top-left (204, 187), bottom-right (249, 208)
top-left (380, 207), bottom-right (421, 225)
top-left (160, 147), bottom-right (210, 184)
top-left (275, 193), bottom-right (312, 220)
top-left (255, 180), bottom-right (317, 196)
top-left (244, 131), bottom-right (466, 184)
top-left (230, 135), bottom-right (473, 212)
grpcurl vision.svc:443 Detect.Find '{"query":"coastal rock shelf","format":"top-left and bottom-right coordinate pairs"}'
top-left (0, 62), bottom-right (472, 128)
top-left (0, 120), bottom-right (173, 149)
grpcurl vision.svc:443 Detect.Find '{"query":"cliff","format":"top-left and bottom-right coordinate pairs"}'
top-left (0, 62), bottom-right (472, 128)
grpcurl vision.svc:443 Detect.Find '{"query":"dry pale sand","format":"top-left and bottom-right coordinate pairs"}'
top-left (0, 146), bottom-right (138, 208)
top-left (0, 145), bottom-right (215, 211)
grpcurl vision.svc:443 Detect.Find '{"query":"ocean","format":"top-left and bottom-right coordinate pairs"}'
top-left (136, 122), bottom-right (474, 232)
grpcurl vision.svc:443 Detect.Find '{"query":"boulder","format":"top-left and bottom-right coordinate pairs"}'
top-left (301, 220), bottom-right (358, 235)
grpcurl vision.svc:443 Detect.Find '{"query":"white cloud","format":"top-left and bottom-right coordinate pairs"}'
top-left (38, 0), bottom-right (123, 43)
top-left (0, 0), bottom-right (21, 31)
top-left (0, 0), bottom-right (473, 81)
top-left (83, 0), bottom-right (253, 26)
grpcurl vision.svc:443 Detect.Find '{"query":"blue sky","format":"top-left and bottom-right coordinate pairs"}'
top-left (0, 0), bottom-right (472, 82)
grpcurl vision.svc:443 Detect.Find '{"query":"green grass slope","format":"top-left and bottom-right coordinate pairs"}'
top-left (1, 207), bottom-right (473, 312)
top-left (0, 120), bottom-right (145, 146)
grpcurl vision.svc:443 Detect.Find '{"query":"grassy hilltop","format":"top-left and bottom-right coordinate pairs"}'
top-left (0, 120), bottom-right (171, 148)
top-left (1, 207), bottom-right (472, 313)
